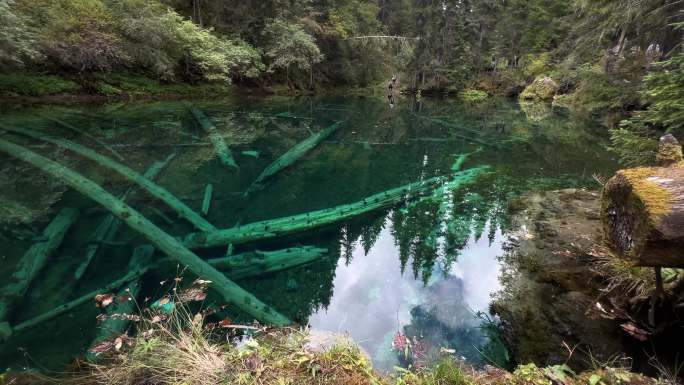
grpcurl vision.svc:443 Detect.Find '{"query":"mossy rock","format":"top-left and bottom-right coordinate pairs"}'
top-left (520, 76), bottom-right (559, 101)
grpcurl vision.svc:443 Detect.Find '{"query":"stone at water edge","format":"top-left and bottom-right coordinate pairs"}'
top-left (656, 134), bottom-right (683, 166)
top-left (520, 76), bottom-right (559, 101)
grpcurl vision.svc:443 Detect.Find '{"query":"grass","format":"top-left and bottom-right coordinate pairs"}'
top-left (0, 72), bottom-right (80, 97)
top-left (0, 70), bottom-right (232, 100)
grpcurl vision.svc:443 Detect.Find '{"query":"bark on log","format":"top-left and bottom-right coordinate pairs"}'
top-left (208, 246), bottom-right (328, 279)
top-left (0, 207), bottom-right (79, 323)
top-left (0, 137), bottom-right (291, 325)
top-left (75, 154), bottom-right (175, 280)
top-left (86, 245), bottom-right (154, 361)
top-left (1, 125), bottom-right (215, 232)
top-left (602, 164), bottom-right (684, 267)
top-left (183, 166), bottom-right (488, 249)
top-left (183, 103), bottom-right (238, 171)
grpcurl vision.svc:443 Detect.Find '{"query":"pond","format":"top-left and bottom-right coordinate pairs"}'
top-left (0, 95), bottom-right (618, 372)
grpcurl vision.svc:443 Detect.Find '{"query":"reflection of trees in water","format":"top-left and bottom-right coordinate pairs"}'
top-left (389, 180), bottom-right (510, 285)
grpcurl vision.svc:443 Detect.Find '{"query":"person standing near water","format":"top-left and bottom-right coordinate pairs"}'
top-left (388, 74), bottom-right (398, 108)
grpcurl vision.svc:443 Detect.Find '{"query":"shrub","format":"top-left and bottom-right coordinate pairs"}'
top-left (460, 89), bottom-right (489, 103)
top-left (0, 0), bottom-right (41, 67)
top-left (111, 0), bottom-right (263, 82)
top-left (39, 0), bottom-right (128, 72)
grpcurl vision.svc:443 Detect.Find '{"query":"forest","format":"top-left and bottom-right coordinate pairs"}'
top-left (0, 0), bottom-right (683, 161)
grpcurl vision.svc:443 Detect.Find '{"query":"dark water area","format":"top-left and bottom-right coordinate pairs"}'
top-left (0, 96), bottom-right (618, 372)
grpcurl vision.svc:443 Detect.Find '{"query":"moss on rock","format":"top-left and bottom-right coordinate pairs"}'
top-left (520, 76), bottom-right (559, 101)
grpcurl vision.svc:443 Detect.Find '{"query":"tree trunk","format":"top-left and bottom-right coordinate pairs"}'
top-left (75, 153), bottom-right (176, 280)
top-left (183, 103), bottom-right (238, 171)
top-left (244, 121), bottom-right (341, 195)
top-left (209, 246), bottom-right (327, 279)
top-left (602, 164), bottom-right (684, 267)
top-left (1, 125), bottom-right (214, 232)
top-left (0, 137), bottom-right (291, 325)
top-left (0, 207), bottom-right (79, 323)
top-left (183, 166), bottom-right (487, 249)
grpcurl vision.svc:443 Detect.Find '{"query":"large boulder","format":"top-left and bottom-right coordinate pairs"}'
top-left (520, 76), bottom-right (559, 101)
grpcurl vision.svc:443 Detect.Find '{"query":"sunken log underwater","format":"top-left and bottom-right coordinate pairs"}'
top-left (602, 134), bottom-right (684, 267)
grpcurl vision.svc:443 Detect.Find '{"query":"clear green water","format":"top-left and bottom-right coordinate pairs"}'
top-left (0, 96), bottom-right (617, 372)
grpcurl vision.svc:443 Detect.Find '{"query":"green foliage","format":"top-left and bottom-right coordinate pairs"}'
top-left (39, 0), bottom-right (128, 72)
top-left (609, 53), bottom-right (684, 166)
top-left (609, 118), bottom-right (659, 166)
top-left (0, 0), bottom-right (41, 67)
top-left (262, 18), bottom-right (322, 77)
top-left (0, 71), bottom-right (79, 96)
top-left (460, 89), bottom-right (489, 103)
top-left (639, 53), bottom-right (684, 135)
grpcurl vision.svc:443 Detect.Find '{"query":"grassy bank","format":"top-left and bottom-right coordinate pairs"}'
top-left (2, 324), bottom-right (665, 385)
top-left (0, 71), bottom-right (235, 104)
top-left (0, 293), bottom-right (670, 385)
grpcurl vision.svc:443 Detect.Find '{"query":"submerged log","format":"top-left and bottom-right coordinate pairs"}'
top-left (184, 166), bottom-right (488, 249)
top-left (602, 164), bottom-right (684, 267)
top-left (39, 114), bottom-right (124, 161)
top-left (208, 246), bottom-right (328, 279)
top-left (0, 207), bottom-right (79, 323)
top-left (245, 121), bottom-right (341, 195)
top-left (0, 262), bottom-right (149, 341)
top-left (201, 183), bottom-right (213, 216)
top-left (0, 137), bottom-right (290, 325)
top-left (1, 125), bottom-right (215, 232)
top-left (86, 245), bottom-right (154, 361)
top-left (75, 154), bottom-right (176, 280)
top-left (184, 103), bottom-right (238, 171)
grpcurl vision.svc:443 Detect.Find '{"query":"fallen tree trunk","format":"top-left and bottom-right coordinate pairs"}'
top-left (245, 121), bottom-right (341, 195)
top-left (0, 207), bottom-right (79, 323)
top-left (183, 166), bottom-right (488, 249)
top-left (39, 114), bottom-right (124, 161)
top-left (1, 125), bottom-right (215, 232)
top-left (184, 103), bottom-right (238, 171)
top-left (86, 245), bottom-right (154, 361)
top-left (201, 183), bottom-right (213, 216)
top-left (75, 154), bottom-right (176, 280)
top-left (208, 246), bottom-right (328, 279)
top-left (0, 137), bottom-right (290, 325)
top-left (602, 165), bottom-right (684, 267)
top-left (0, 262), bottom-right (149, 341)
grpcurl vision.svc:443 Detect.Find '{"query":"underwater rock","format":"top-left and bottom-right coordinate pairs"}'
top-left (492, 189), bottom-right (625, 368)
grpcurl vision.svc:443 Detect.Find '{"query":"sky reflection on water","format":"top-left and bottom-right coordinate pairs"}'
top-left (309, 220), bottom-right (504, 371)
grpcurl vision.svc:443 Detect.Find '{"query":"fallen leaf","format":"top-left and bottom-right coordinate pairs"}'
top-left (95, 293), bottom-right (115, 308)
top-left (620, 322), bottom-right (650, 341)
top-left (114, 337), bottom-right (123, 351)
top-left (89, 340), bottom-right (114, 355)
